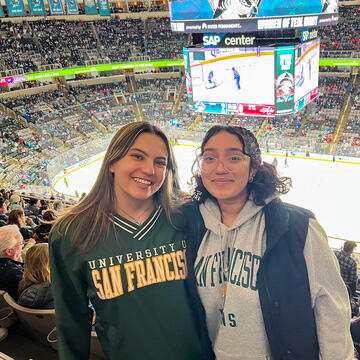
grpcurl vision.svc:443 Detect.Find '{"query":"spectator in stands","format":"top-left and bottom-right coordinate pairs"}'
top-left (0, 225), bottom-right (24, 300)
top-left (184, 125), bottom-right (353, 359)
top-left (52, 200), bottom-right (63, 213)
top-left (49, 122), bottom-right (213, 360)
top-left (7, 209), bottom-right (35, 242)
top-left (39, 203), bottom-right (49, 216)
top-left (34, 210), bottom-right (57, 243)
top-left (0, 199), bottom-right (8, 225)
top-left (17, 243), bottom-right (54, 309)
top-left (25, 198), bottom-right (41, 217)
top-left (9, 194), bottom-right (22, 211)
top-left (335, 241), bottom-right (358, 297)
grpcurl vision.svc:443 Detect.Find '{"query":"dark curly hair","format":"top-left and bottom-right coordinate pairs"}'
top-left (190, 125), bottom-right (292, 206)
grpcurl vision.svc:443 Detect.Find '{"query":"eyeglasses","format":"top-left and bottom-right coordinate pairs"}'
top-left (198, 153), bottom-right (250, 174)
top-left (14, 241), bottom-right (25, 248)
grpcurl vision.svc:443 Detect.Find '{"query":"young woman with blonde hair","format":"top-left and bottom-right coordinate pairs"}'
top-left (18, 243), bottom-right (54, 309)
top-left (49, 122), bottom-right (213, 360)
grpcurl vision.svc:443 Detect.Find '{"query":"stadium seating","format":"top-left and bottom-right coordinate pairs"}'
top-left (3, 292), bottom-right (56, 344)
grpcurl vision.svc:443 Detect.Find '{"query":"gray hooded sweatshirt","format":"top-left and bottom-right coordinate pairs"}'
top-left (195, 197), bottom-right (353, 360)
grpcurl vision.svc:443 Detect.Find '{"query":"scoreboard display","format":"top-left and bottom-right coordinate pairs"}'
top-left (183, 39), bottom-right (320, 117)
top-left (170, 0), bottom-right (338, 33)
top-left (184, 46), bottom-right (275, 117)
top-left (294, 39), bottom-right (320, 112)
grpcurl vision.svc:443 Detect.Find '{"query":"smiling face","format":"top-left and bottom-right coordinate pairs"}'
top-left (201, 130), bottom-right (255, 207)
top-left (110, 133), bottom-right (168, 209)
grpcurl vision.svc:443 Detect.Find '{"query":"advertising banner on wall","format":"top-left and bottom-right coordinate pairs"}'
top-left (65, 0), bottom-right (78, 14)
top-left (5, 0), bottom-right (25, 16)
top-left (28, 0), bottom-right (46, 15)
top-left (48, 0), bottom-right (64, 14)
top-left (275, 45), bottom-right (295, 116)
top-left (98, 0), bottom-right (110, 16)
top-left (84, 0), bottom-right (97, 14)
top-left (0, 77), bottom-right (14, 87)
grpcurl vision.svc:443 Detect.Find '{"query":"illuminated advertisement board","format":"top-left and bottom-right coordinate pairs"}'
top-left (1, 57), bottom-right (356, 91)
top-left (24, 60), bottom-right (184, 81)
top-left (0, 77), bottom-right (14, 87)
top-left (169, 0), bottom-right (338, 33)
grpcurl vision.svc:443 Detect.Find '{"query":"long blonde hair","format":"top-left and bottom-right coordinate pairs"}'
top-left (52, 121), bottom-right (181, 255)
top-left (23, 243), bottom-right (50, 284)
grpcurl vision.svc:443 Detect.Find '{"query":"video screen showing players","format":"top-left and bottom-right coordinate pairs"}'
top-left (187, 47), bottom-right (275, 113)
top-left (294, 39), bottom-right (320, 112)
top-left (170, 0), bottom-right (338, 20)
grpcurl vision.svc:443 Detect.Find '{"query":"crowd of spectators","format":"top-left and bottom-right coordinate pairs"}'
top-left (0, 191), bottom-right (64, 308)
top-left (318, 5), bottom-right (360, 54)
top-left (32, 20), bottom-right (98, 68)
top-left (0, 22), bottom-right (39, 74)
top-left (0, 3), bottom-right (359, 77)
top-left (0, 16), bottom-right (188, 73)
top-left (94, 18), bottom-right (144, 63)
top-left (0, 72), bottom-right (359, 190)
top-left (143, 17), bottom-right (188, 60)
top-left (0, 8), bottom-right (359, 76)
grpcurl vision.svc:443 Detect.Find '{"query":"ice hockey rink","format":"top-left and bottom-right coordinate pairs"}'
top-left (191, 51), bottom-right (275, 105)
top-left (53, 143), bottom-right (360, 249)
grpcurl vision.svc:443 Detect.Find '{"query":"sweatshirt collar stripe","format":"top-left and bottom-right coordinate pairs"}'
top-left (134, 206), bottom-right (162, 240)
top-left (112, 214), bottom-right (137, 231)
top-left (136, 209), bottom-right (162, 241)
top-left (109, 217), bottom-right (134, 234)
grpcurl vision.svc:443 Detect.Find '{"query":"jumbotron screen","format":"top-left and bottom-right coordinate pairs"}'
top-left (294, 38), bottom-right (320, 112)
top-left (170, 0), bottom-right (338, 33)
top-left (184, 47), bottom-right (275, 117)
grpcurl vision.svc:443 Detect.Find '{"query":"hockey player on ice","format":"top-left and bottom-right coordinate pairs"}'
top-left (232, 67), bottom-right (241, 89)
top-left (295, 52), bottom-right (317, 88)
top-left (295, 65), bottom-right (305, 88)
top-left (206, 70), bottom-right (220, 89)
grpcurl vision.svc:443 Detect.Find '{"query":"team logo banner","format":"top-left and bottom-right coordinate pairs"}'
top-left (84, 0), bottom-right (97, 14)
top-left (98, 0), bottom-right (110, 16)
top-left (5, 0), bottom-right (25, 16)
top-left (275, 46), bottom-right (295, 115)
top-left (28, 0), bottom-right (46, 15)
top-left (65, 0), bottom-right (78, 14)
top-left (48, 0), bottom-right (64, 14)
